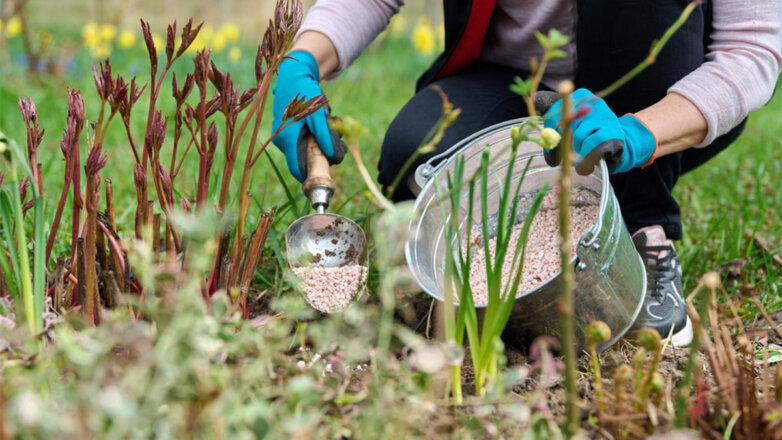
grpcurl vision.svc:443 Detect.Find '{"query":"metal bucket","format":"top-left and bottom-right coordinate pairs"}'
top-left (405, 118), bottom-right (646, 353)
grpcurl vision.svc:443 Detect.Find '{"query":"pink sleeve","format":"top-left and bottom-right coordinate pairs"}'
top-left (297, 0), bottom-right (405, 80)
top-left (669, 0), bottom-right (782, 147)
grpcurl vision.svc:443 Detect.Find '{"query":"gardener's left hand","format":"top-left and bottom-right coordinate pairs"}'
top-left (541, 88), bottom-right (658, 174)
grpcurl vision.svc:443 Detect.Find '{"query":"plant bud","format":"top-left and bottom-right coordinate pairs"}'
top-left (613, 364), bottom-right (633, 384)
top-left (229, 286), bottom-right (240, 302)
top-left (637, 327), bottom-right (662, 352)
top-left (510, 125), bottom-right (521, 144)
top-left (540, 127), bottom-right (561, 150)
top-left (585, 321), bottom-right (612, 347)
top-left (255, 46), bottom-right (265, 83)
top-left (133, 163), bottom-right (146, 187)
top-left (703, 271), bottom-right (721, 290)
top-left (165, 23), bottom-right (175, 62)
top-left (207, 122), bottom-right (218, 153)
top-left (557, 80), bottom-right (575, 96)
top-left (650, 372), bottom-right (664, 393)
top-left (18, 97), bottom-right (37, 124)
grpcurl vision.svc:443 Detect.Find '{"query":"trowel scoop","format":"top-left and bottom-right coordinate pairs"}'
top-left (285, 136), bottom-right (366, 271)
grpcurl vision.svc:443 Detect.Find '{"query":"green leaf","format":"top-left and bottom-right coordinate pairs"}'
top-left (510, 76), bottom-right (533, 99)
top-left (533, 30), bottom-right (549, 49)
top-left (549, 49), bottom-right (567, 60)
top-left (547, 28), bottom-right (570, 48)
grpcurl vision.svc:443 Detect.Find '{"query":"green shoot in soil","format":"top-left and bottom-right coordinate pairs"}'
top-left (0, 135), bottom-right (45, 342)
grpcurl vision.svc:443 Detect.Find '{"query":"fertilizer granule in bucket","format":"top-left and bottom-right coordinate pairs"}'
top-left (467, 186), bottom-right (599, 305)
top-left (292, 265), bottom-right (367, 313)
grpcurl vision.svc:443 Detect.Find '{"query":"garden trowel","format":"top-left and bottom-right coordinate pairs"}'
top-left (285, 135), bottom-right (366, 273)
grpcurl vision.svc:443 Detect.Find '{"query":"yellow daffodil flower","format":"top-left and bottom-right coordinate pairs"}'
top-left (99, 24), bottom-right (117, 43)
top-left (82, 22), bottom-right (100, 48)
top-left (411, 18), bottom-right (435, 56)
top-left (118, 29), bottom-right (136, 49)
top-left (212, 34), bottom-right (227, 52)
top-left (0, 19), bottom-right (4, 35)
top-left (5, 17), bottom-right (22, 38)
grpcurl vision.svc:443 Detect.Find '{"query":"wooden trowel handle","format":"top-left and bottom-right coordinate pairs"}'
top-left (301, 135), bottom-right (336, 198)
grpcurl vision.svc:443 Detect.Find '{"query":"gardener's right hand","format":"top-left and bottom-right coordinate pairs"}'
top-left (272, 50), bottom-right (343, 182)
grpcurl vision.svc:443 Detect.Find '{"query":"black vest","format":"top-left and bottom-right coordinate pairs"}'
top-left (417, 0), bottom-right (711, 115)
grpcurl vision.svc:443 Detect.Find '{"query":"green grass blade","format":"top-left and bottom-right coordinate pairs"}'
top-left (32, 189), bottom-right (45, 333)
top-left (482, 144), bottom-right (521, 329)
top-left (457, 180), bottom-right (480, 365)
top-left (0, 190), bottom-right (23, 299)
top-left (488, 183), bottom-right (548, 352)
top-left (8, 139), bottom-right (46, 335)
top-left (479, 150), bottom-right (495, 303)
top-left (0, 241), bottom-right (16, 296)
top-left (500, 157), bottom-right (536, 302)
top-left (266, 153), bottom-right (305, 218)
top-left (434, 175), bottom-right (456, 341)
top-left (8, 179), bottom-right (36, 336)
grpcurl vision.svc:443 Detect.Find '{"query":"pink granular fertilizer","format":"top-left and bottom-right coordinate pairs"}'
top-left (467, 187), bottom-right (599, 305)
top-left (292, 265), bottom-right (367, 313)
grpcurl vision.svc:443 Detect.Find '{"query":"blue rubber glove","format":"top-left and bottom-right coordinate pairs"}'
top-left (272, 50), bottom-right (342, 182)
top-left (542, 88), bottom-right (657, 174)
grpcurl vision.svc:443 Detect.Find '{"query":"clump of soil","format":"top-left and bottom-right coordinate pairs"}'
top-left (292, 265), bottom-right (367, 313)
top-left (467, 187), bottom-right (599, 305)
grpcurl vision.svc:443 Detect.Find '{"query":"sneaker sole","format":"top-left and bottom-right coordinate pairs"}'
top-left (669, 316), bottom-right (693, 348)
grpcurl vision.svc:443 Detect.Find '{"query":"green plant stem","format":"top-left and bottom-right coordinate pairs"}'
top-left (597, 1), bottom-right (699, 98)
top-left (450, 365), bottom-right (463, 404)
top-left (640, 346), bottom-right (662, 406)
top-left (590, 344), bottom-right (604, 414)
top-left (2, 140), bottom-right (44, 339)
top-left (31, 178), bottom-right (44, 334)
top-left (0, 193), bottom-right (23, 310)
top-left (525, 53), bottom-right (549, 117)
top-left (10, 185), bottom-right (35, 337)
top-left (556, 82), bottom-right (579, 438)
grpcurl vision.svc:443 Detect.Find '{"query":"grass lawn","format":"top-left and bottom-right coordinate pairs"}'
top-left (1, 8), bottom-right (781, 437)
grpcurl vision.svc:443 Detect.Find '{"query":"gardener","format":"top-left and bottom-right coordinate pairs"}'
top-left (271, 0), bottom-right (782, 347)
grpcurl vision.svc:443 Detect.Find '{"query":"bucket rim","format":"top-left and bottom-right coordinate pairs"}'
top-left (405, 118), bottom-right (612, 307)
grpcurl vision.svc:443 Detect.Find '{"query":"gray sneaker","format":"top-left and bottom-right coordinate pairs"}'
top-left (630, 225), bottom-right (693, 347)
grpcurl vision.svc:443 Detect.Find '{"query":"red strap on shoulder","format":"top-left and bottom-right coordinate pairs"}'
top-left (436, 0), bottom-right (496, 80)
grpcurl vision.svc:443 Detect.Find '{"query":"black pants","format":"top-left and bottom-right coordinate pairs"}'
top-left (377, 0), bottom-right (746, 240)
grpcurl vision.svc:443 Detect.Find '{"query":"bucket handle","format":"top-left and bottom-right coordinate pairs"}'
top-left (414, 117), bottom-right (531, 188)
